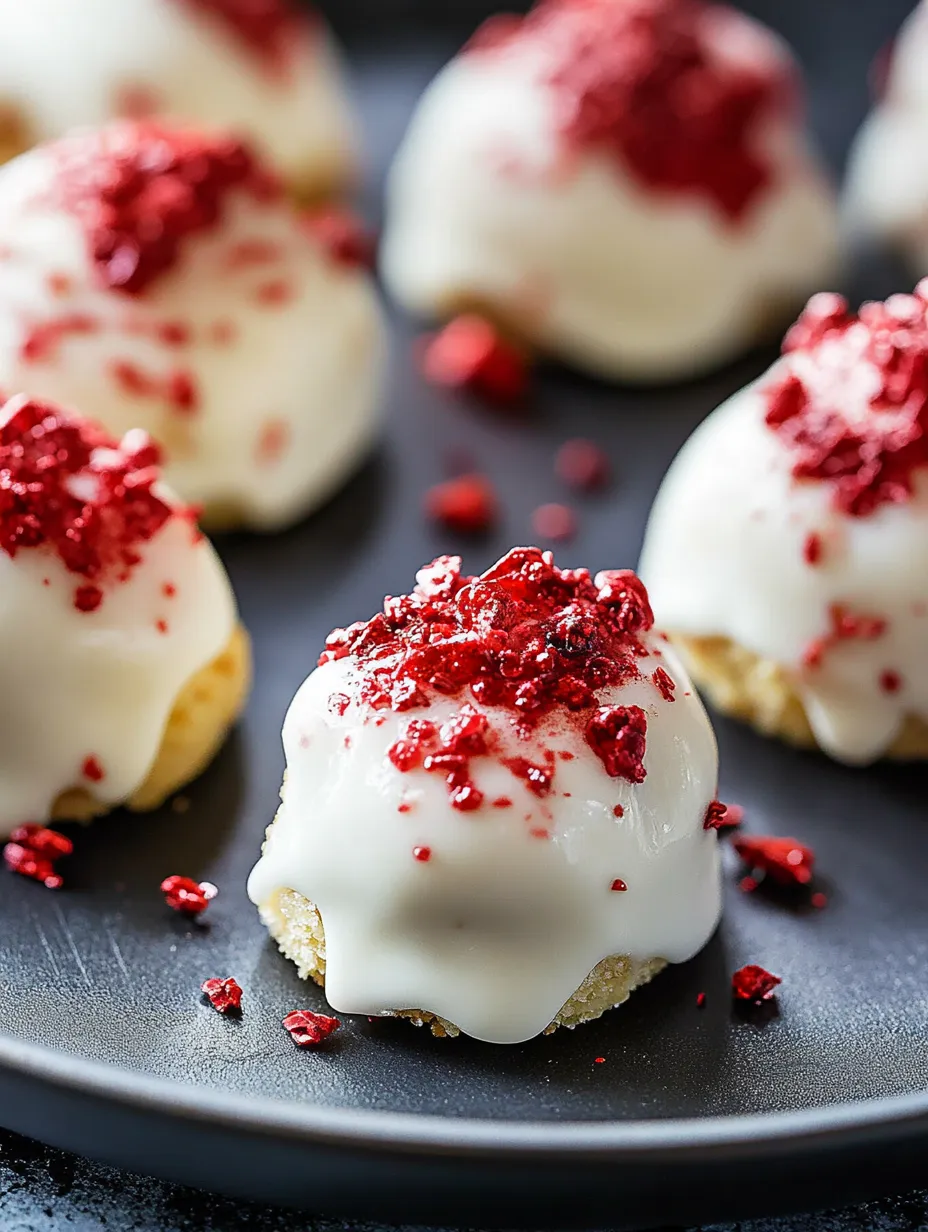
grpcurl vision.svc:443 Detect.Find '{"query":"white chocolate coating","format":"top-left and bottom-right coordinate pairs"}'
top-left (0, 0), bottom-right (358, 195)
top-left (844, 3), bottom-right (928, 272)
top-left (0, 397), bottom-right (237, 835)
top-left (639, 357), bottom-right (928, 764)
top-left (380, 19), bottom-right (839, 382)
top-left (0, 134), bottom-right (385, 530)
top-left (247, 640), bottom-right (721, 1045)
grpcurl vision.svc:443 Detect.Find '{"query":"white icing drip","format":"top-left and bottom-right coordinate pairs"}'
top-left (380, 17), bottom-right (839, 382)
top-left (0, 0), bottom-right (358, 192)
top-left (0, 405), bottom-right (237, 833)
top-left (247, 639), bottom-right (721, 1045)
top-left (639, 373), bottom-right (928, 764)
top-left (0, 137), bottom-right (385, 530)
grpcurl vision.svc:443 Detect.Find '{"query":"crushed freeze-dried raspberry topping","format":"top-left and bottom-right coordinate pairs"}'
top-left (734, 834), bottom-right (814, 887)
top-left (0, 399), bottom-right (173, 611)
top-left (471, 0), bottom-right (793, 223)
top-left (172, 0), bottom-right (310, 74)
top-left (765, 288), bottom-right (928, 517)
top-left (201, 976), bottom-right (243, 1014)
top-left (802, 603), bottom-right (887, 671)
top-left (703, 799), bottom-right (743, 831)
top-left (283, 1009), bottom-right (341, 1047)
top-left (53, 122), bottom-right (280, 296)
top-left (161, 874), bottom-right (218, 915)
top-left (425, 473), bottom-right (498, 534)
top-left (731, 963), bottom-right (781, 1002)
top-left (322, 549), bottom-right (657, 801)
top-left (420, 316), bottom-right (530, 404)
top-left (3, 825), bottom-right (74, 890)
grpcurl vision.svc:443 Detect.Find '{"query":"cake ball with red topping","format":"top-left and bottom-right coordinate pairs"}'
top-left (247, 548), bottom-right (721, 1044)
top-left (0, 393), bottom-right (249, 836)
top-left (0, 121), bottom-right (384, 530)
top-left (0, 0), bottom-right (358, 200)
top-left (845, 3), bottom-right (928, 273)
top-left (380, 0), bottom-right (839, 383)
top-left (640, 288), bottom-right (928, 763)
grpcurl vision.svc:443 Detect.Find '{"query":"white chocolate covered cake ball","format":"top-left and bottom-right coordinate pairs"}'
top-left (640, 288), bottom-right (928, 764)
top-left (0, 0), bottom-right (358, 199)
top-left (845, 2), bottom-right (928, 273)
top-left (0, 121), bottom-right (385, 531)
top-left (381, 0), bottom-right (839, 383)
top-left (0, 392), bottom-right (249, 836)
top-left (247, 548), bottom-right (722, 1045)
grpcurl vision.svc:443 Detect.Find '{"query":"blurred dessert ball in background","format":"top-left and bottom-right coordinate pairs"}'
top-left (0, 120), bottom-right (385, 531)
top-left (380, 0), bottom-right (840, 384)
top-left (0, 0), bottom-right (359, 200)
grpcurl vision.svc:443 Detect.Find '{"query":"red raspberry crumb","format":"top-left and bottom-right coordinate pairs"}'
top-left (81, 756), bottom-right (105, 783)
top-left (303, 208), bottom-right (376, 269)
top-left (168, 370), bottom-right (199, 413)
top-left (282, 1009), bottom-right (341, 1048)
top-left (531, 502), bottom-right (576, 542)
top-left (651, 666), bottom-right (676, 702)
top-left (732, 964), bottom-right (781, 1003)
top-left (586, 705), bottom-right (648, 782)
top-left (201, 976), bottom-right (243, 1014)
top-left (420, 316), bottom-right (530, 404)
top-left (733, 835), bottom-right (815, 887)
top-left (880, 670), bottom-right (902, 694)
top-left (9, 825), bottom-right (74, 860)
top-left (255, 279), bottom-right (293, 306)
top-left (425, 473), bottom-right (498, 534)
top-left (696, 991), bottom-right (706, 1008)
top-left (613, 804), bottom-right (624, 817)
top-left (703, 800), bottom-right (744, 831)
top-left (256, 418), bottom-right (290, 465)
top-left (160, 874), bottom-right (218, 915)
top-left (555, 439), bottom-right (610, 491)
top-left (610, 878), bottom-right (628, 892)
top-left (802, 532), bottom-right (823, 566)
top-left (811, 891), bottom-right (828, 909)
top-left (3, 843), bottom-right (64, 890)
top-left (802, 603), bottom-right (887, 671)
top-left (412, 845), bottom-right (432, 862)
top-left (594, 1056), bottom-right (605, 1064)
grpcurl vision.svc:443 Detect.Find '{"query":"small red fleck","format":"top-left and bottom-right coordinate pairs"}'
top-left (282, 1009), bottom-right (341, 1048)
top-left (42, 578), bottom-right (50, 586)
top-left (425, 473), bottom-right (498, 534)
top-left (651, 666), bottom-right (676, 702)
top-left (696, 991), bottom-right (706, 1008)
top-left (114, 82), bottom-right (162, 119)
top-left (732, 964), bottom-right (781, 1003)
top-left (255, 279), bottom-right (293, 306)
top-left (160, 874), bottom-right (218, 916)
top-left (555, 439), bottom-right (610, 491)
top-left (162, 582), bottom-right (177, 598)
top-left (111, 359), bottom-right (161, 398)
top-left (610, 878), bottom-right (628, 892)
top-left (594, 1056), bottom-right (605, 1064)
top-left (158, 321), bottom-right (191, 346)
top-left (9, 825), bottom-right (74, 861)
top-left (612, 804), bottom-right (624, 817)
top-left (739, 875), bottom-right (759, 893)
top-left (21, 313), bottom-right (98, 363)
top-left (210, 319), bottom-right (236, 345)
top-left (201, 976), bottom-right (243, 1014)
top-left (493, 796), bottom-right (513, 808)
top-left (155, 618), bottom-right (169, 634)
top-left (328, 693), bottom-right (350, 717)
top-left (734, 834), bottom-right (815, 887)
top-left (529, 827), bottom-right (550, 839)
top-left (168, 369), bottom-right (198, 414)
top-left (303, 208), bottom-right (376, 269)
top-left (531, 502), bottom-right (576, 542)
top-left (811, 891), bottom-right (828, 909)
top-left (558, 750), bottom-right (575, 761)
top-left (703, 800), bottom-right (743, 831)
top-left (420, 315), bottom-right (530, 405)
top-left (398, 802), bottom-right (413, 814)
top-left (880, 669), bottom-right (902, 694)
top-left (75, 585), bottom-right (104, 613)
top-left (803, 532), bottom-right (823, 565)
top-left (412, 845), bottom-right (432, 862)
top-left (256, 418), bottom-right (290, 465)
top-left (586, 705), bottom-right (647, 783)
top-left (82, 755), bottom-right (105, 783)
top-left (47, 273), bottom-right (72, 297)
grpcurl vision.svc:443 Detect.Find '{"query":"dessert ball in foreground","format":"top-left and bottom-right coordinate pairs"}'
top-left (380, 0), bottom-right (839, 383)
top-left (0, 121), bottom-right (385, 531)
top-left (0, 393), bottom-right (249, 837)
top-left (0, 0), bottom-right (358, 199)
top-left (844, 2), bottom-right (928, 273)
top-left (247, 548), bottom-right (721, 1045)
top-left (640, 288), bottom-right (928, 765)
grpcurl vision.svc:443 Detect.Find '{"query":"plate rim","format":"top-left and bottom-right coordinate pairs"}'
top-left (2, 1027), bottom-right (928, 1161)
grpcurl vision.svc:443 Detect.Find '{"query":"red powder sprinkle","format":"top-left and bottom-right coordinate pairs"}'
top-left (651, 666), bottom-right (676, 702)
top-left (613, 803), bottom-right (624, 817)
top-left (0, 400), bottom-right (171, 611)
top-left (420, 316), bottom-right (530, 405)
top-left (303, 208), bottom-right (376, 269)
top-left (802, 532), bottom-right (823, 566)
top-left (282, 1009), bottom-right (341, 1047)
top-left (412, 845), bottom-right (432, 862)
top-left (811, 891), bottom-right (828, 909)
top-left (555, 439), bottom-right (610, 491)
top-left (802, 603), bottom-right (887, 671)
top-left (160, 874), bottom-right (218, 915)
top-left (531, 502), bottom-right (576, 542)
top-left (173, 0), bottom-right (309, 75)
top-left (733, 834), bottom-right (815, 887)
top-left (732, 964), bottom-right (781, 1003)
top-left (610, 878), bottom-right (628, 892)
top-left (503, 753), bottom-right (555, 797)
top-left (586, 705), bottom-right (648, 783)
top-left (81, 756), bottom-right (105, 783)
top-left (54, 121), bottom-right (280, 297)
top-left (471, 0), bottom-right (794, 223)
top-left (21, 313), bottom-right (98, 364)
top-left (766, 288), bottom-right (928, 517)
top-left (201, 976), bottom-right (243, 1014)
top-left (696, 991), bottom-right (706, 1008)
top-left (880, 669), bottom-right (902, 694)
top-left (703, 800), bottom-right (744, 831)
top-left (425, 473), bottom-right (498, 534)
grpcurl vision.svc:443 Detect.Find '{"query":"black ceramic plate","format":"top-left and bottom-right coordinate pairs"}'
top-left (1, 3), bottom-right (927, 1228)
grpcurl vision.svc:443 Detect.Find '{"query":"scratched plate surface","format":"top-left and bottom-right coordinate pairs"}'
top-left (0, 0), bottom-right (926, 1206)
